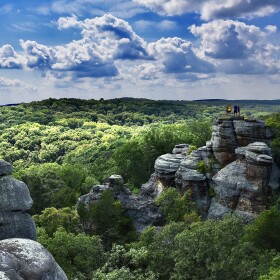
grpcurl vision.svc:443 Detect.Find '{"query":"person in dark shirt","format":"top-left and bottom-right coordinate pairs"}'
top-left (234, 105), bottom-right (238, 116)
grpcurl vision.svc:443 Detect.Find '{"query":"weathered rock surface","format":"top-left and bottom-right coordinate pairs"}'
top-left (0, 161), bottom-right (36, 241)
top-left (143, 117), bottom-right (279, 222)
top-left (79, 117), bottom-right (280, 230)
top-left (208, 142), bottom-right (274, 221)
top-left (0, 238), bottom-right (67, 280)
top-left (78, 175), bottom-right (164, 232)
top-left (172, 144), bottom-right (189, 155)
top-left (210, 118), bottom-right (273, 165)
top-left (154, 153), bottom-right (184, 188)
top-left (0, 160), bottom-right (12, 176)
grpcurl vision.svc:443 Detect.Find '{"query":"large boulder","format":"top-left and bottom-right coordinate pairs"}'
top-left (0, 238), bottom-right (67, 280)
top-left (154, 153), bottom-right (184, 188)
top-left (208, 142), bottom-right (275, 221)
top-left (175, 150), bottom-right (210, 217)
top-left (211, 119), bottom-right (239, 165)
top-left (0, 161), bottom-right (36, 241)
top-left (210, 118), bottom-right (273, 165)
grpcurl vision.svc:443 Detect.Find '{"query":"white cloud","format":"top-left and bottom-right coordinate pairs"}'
top-left (135, 0), bottom-right (280, 20)
top-left (58, 14), bottom-right (151, 60)
top-left (148, 37), bottom-right (215, 74)
top-left (0, 77), bottom-right (37, 92)
top-left (265, 25), bottom-right (277, 33)
top-left (190, 20), bottom-right (280, 75)
top-left (0, 45), bottom-right (25, 69)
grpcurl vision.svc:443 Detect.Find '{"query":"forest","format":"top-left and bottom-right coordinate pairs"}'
top-left (1, 98), bottom-right (280, 280)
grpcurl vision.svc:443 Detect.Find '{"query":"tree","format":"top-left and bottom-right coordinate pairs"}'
top-left (244, 207), bottom-right (280, 251)
top-left (33, 207), bottom-right (80, 236)
top-left (77, 190), bottom-right (136, 249)
top-left (37, 227), bottom-right (105, 280)
top-left (156, 188), bottom-right (200, 223)
top-left (171, 216), bottom-right (272, 280)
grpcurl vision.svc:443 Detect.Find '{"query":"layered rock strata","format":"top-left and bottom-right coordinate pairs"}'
top-left (0, 160), bottom-right (36, 241)
top-left (208, 142), bottom-right (275, 221)
top-left (210, 118), bottom-right (273, 165)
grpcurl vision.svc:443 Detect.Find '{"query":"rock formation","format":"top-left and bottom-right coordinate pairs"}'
top-left (0, 160), bottom-right (68, 279)
top-left (78, 117), bottom-right (280, 230)
top-left (208, 142), bottom-right (275, 221)
top-left (0, 160), bottom-right (36, 241)
top-left (151, 117), bottom-right (280, 221)
top-left (78, 175), bottom-right (164, 232)
top-left (0, 238), bottom-right (67, 280)
top-left (211, 117), bottom-right (273, 165)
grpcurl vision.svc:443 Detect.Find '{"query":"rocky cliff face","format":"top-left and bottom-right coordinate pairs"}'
top-left (208, 142), bottom-right (275, 221)
top-left (0, 160), bottom-right (36, 241)
top-left (0, 160), bottom-right (67, 280)
top-left (211, 117), bottom-right (273, 165)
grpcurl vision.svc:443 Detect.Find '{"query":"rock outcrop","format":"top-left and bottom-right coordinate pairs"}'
top-left (79, 116), bottom-right (280, 230)
top-left (78, 175), bottom-right (164, 232)
top-left (148, 117), bottom-right (280, 222)
top-left (210, 117), bottom-right (273, 165)
top-left (0, 160), bottom-right (68, 279)
top-left (208, 142), bottom-right (275, 221)
top-left (0, 161), bottom-right (36, 241)
top-left (0, 238), bottom-right (67, 280)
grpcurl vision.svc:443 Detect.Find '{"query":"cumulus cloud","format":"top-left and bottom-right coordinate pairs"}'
top-left (0, 45), bottom-right (25, 69)
top-left (148, 37), bottom-right (215, 74)
top-left (190, 20), bottom-right (280, 74)
top-left (14, 14), bottom-right (153, 80)
top-left (135, 0), bottom-right (280, 20)
top-left (58, 14), bottom-right (151, 60)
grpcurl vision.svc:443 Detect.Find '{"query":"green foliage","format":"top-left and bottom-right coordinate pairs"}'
top-left (172, 216), bottom-right (273, 280)
top-left (0, 98), bottom-right (279, 279)
top-left (186, 145), bottom-right (197, 155)
top-left (139, 223), bottom-right (187, 279)
top-left (15, 163), bottom-right (94, 214)
top-left (113, 122), bottom-right (211, 187)
top-left (156, 188), bottom-right (199, 223)
top-left (37, 227), bottom-right (105, 280)
top-left (244, 207), bottom-right (280, 251)
top-left (92, 244), bottom-right (158, 280)
top-left (78, 190), bottom-right (136, 249)
top-left (260, 256), bottom-right (280, 280)
top-left (196, 160), bottom-right (209, 174)
top-left (266, 113), bottom-right (280, 165)
top-left (33, 207), bottom-right (79, 236)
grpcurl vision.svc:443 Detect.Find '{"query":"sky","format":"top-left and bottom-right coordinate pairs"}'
top-left (0, 0), bottom-right (280, 104)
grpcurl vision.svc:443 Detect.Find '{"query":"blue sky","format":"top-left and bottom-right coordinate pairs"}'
top-left (0, 0), bottom-right (280, 104)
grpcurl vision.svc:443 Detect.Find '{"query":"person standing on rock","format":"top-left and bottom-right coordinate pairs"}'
top-left (237, 105), bottom-right (240, 116)
top-left (234, 105), bottom-right (238, 117)
top-left (226, 105), bottom-right (232, 115)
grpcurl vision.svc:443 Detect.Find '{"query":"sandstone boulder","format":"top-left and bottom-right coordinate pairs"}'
top-left (154, 153), bottom-right (184, 187)
top-left (208, 142), bottom-right (274, 221)
top-left (0, 161), bottom-right (36, 241)
top-left (0, 239), bottom-right (67, 280)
